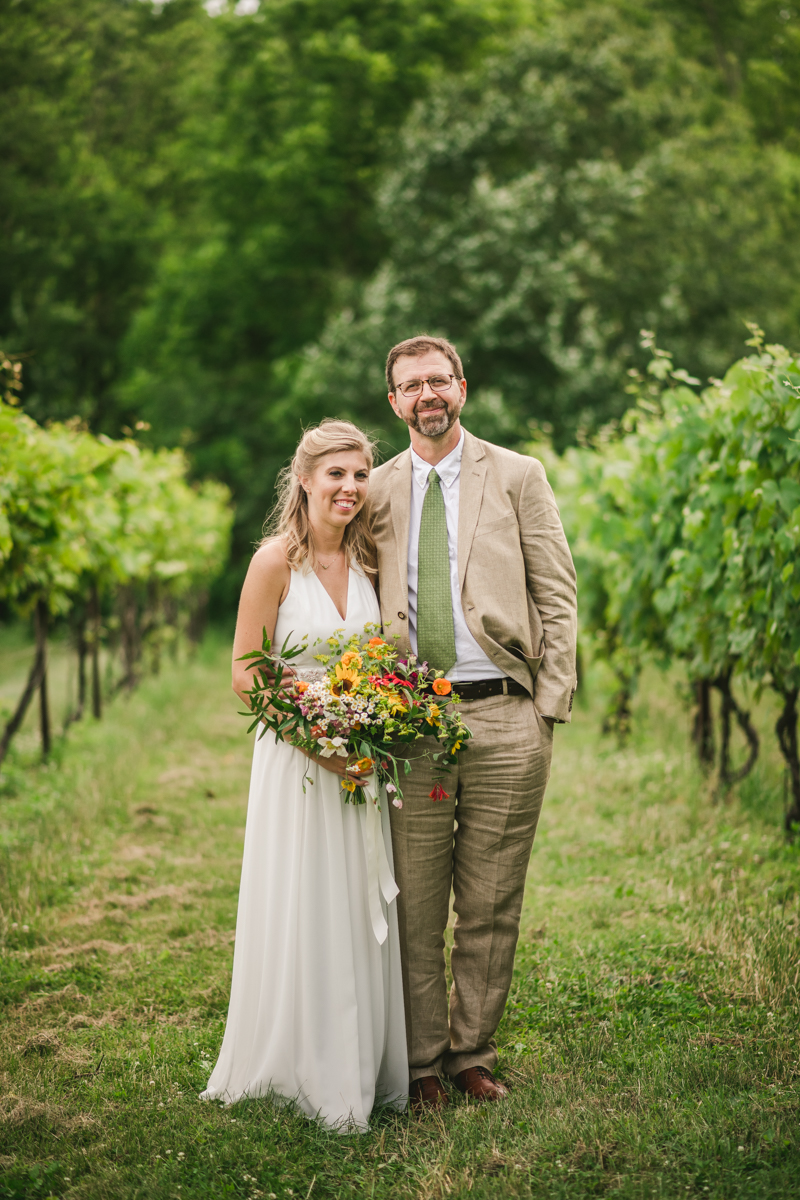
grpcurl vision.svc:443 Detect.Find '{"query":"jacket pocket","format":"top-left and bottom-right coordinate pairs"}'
top-left (511, 644), bottom-right (545, 680)
top-left (473, 511), bottom-right (517, 538)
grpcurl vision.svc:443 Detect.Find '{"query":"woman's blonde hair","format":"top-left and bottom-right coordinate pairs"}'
top-left (261, 419), bottom-right (378, 574)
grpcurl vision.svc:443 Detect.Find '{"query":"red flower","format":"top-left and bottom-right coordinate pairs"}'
top-left (429, 782), bottom-right (450, 802)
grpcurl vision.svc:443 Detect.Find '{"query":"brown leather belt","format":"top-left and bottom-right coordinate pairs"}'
top-left (451, 677), bottom-right (527, 701)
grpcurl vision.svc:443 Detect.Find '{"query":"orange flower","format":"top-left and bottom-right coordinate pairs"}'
top-left (367, 637), bottom-right (388, 659)
top-left (354, 756), bottom-right (373, 773)
top-left (295, 680), bottom-right (310, 694)
top-left (341, 651), bottom-right (363, 669)
top-left (432, 678), bottom-right (452, 696)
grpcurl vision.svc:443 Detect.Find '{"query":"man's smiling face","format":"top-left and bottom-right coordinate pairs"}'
top-left (388, 350), bottom-right (467, 438)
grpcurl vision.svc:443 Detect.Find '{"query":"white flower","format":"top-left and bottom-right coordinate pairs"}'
top-left (317, 736), bottom-right (348, 758)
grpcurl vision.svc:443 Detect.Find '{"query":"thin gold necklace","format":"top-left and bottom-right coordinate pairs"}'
top-left (317, 549), bottom-right (341, 571)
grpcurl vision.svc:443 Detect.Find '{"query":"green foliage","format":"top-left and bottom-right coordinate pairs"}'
top-left (0, 403), bottom-right (232, 617)
top-left (649, 0), bottom-right (800, 143)
top-left (4, 0), bottom-right (800, 603)
top-left (541, 334), bottom-right (800, 818)
top-left (654, 337), bottom-right (800, 695)
top-left (292, 5), bottom-right (800, 456)
top-left (116, 0), bottom-right (523, 596)
top-left (0, 0), bottom-right (212, 428)
top-left (0, 376), bottom-right (232, 760)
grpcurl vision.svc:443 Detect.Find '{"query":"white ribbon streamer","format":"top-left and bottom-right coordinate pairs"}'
top-left (358, 779), bottom-right (399, 944)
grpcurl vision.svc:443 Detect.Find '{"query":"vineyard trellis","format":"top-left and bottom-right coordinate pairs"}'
top-left (0, 353), bottom-right (233, 767)
top-left (536, 329), bottom-right (800, 831)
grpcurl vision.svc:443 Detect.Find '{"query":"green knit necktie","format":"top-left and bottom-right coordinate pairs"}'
top-left (417, 468), bottom-right (456, 674)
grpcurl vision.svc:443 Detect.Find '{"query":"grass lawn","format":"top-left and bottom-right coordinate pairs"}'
top-left (0, 631), bottom-right (798, 1199)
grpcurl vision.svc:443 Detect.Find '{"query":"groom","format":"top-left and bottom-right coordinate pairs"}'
top-left (367, 335), bottom-right (577, 1109)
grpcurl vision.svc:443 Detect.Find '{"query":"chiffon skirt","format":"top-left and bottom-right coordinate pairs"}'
top-left (201, 731), bottom-right (408, 1132)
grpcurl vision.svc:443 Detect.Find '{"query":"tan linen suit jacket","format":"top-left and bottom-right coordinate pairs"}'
top-left (367, 430), bottom-right (578, 723)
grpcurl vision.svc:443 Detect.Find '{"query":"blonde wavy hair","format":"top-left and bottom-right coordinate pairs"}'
top-left (261, 419), bottom-right (378, 575)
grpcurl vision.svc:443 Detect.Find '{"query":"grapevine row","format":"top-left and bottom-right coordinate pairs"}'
top-left (0, 354), bottom-right (233, 766)
top-left (537, 330), bottom-right (800, 830)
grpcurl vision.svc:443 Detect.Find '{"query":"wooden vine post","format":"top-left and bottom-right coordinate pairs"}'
top-left (35, 598), bottom-right (51, 758)
top-left (90, 581), bottom-right (102, 719)
top-left (776, 688), bottom-right (800, 833)
top-left (0, 626), bottom-right (46, 769)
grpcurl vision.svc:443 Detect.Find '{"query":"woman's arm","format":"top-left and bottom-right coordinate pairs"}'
top-left (231, 544), bottom-right (371, 784)
top-left (231, 541), bottom-right (291, 706)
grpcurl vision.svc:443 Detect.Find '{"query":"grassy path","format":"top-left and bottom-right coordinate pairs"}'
top-left (1, 635), bottom-right (799, 1199)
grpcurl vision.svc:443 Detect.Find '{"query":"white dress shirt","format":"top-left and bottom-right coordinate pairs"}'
top-left (407, 431), bottom-right (507, 682)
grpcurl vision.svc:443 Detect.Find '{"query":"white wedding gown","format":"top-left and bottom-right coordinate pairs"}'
top-left (201, 565), bottom-right (408, 1131)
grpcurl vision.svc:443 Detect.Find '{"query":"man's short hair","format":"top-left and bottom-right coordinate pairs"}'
top-left (385, 335), bottom-right (464, 391)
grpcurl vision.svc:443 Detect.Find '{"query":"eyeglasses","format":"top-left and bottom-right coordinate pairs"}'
top-left (394, 374), bottom-right (459, 398)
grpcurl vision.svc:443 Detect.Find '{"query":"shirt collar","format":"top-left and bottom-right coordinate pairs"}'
top-left (410, 429), bottom-right (465, 491)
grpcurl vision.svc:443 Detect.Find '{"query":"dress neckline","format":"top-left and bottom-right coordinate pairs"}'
top-left (310, 564), bottom-right (353, 623)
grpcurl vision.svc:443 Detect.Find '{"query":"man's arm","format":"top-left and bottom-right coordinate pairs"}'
top-left (517, 457), bottom-right (578, 724)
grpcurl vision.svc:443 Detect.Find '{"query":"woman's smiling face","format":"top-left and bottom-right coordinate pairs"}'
top-left (301, 450), bottom-right (370, 531)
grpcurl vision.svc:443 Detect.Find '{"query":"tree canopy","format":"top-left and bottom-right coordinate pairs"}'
top-left (2, 0), bottom-right (799, 597)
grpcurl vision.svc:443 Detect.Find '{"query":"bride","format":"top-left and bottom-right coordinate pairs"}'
top-left (202, 420), bottom-right (408, 1131)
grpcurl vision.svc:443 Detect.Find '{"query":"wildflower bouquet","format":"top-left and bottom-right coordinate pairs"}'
top-left (239, 625), bottom-right (472, 805)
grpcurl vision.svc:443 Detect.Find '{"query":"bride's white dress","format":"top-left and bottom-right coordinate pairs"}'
top-left (201, 565), bottom-right (408, 1131)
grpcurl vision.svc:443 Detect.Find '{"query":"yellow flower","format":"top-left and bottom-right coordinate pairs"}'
top-left (332, 662), bottom-right (361, 694)
top-left (425, 703), bottom-right (442, 726)
top-left (386, 693), bottom-right (407, 715)
top-left (341, 778), bottom-right (357, 793)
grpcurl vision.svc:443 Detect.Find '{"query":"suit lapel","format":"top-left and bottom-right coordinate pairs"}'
top-left (389, 450), bottom-right (412, 601)
top-left (458, 431), bottom-right (486, 589)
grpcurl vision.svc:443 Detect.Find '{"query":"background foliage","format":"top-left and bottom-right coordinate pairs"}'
top-left (2, 0), bottom-right (799, 599)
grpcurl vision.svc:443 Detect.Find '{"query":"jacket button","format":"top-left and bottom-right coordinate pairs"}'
top-left (397, 611), bottom-right (407, 620)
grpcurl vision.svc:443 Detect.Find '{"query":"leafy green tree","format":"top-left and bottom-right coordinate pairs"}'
top-left (648, 0), bottom-right (800, 143)
top-left (118, 0), bottom-right (525, 597)
top-left (0, 0), bottom-right (212, 428)
top-left (290, 5), bottom-right (800, 462)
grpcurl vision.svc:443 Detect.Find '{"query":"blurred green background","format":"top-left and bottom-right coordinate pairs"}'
top-left (3, 0), bottom-right (800, 605)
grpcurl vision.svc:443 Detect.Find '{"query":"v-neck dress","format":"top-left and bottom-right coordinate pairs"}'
top-left (201, 565), bottom-right (407, 1131)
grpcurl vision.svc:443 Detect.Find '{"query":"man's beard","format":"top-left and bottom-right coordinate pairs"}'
top-left (406, 396), bottom-right (461, 437)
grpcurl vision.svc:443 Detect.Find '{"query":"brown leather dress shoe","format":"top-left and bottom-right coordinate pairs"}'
top-left (452, 1066), bottom-right (510, 1102)
top-left (409, 1075), bottom-right (450, 1113)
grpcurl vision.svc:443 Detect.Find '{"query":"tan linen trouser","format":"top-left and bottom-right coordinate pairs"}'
top-left (389, 691), bottom-right (553, 1081)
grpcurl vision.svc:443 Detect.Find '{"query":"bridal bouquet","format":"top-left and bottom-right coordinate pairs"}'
top-left (239, 624), bottom-right (472, 806)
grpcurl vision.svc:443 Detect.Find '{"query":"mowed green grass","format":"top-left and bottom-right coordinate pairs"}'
top-left (0, 632), bottom-right (799, 1199)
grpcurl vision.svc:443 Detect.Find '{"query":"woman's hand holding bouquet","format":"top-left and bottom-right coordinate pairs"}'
top-left (238, 625), bottom-right (472, 805)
